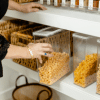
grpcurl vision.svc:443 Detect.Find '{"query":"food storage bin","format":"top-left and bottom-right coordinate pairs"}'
top-left (88, 0), bottom-right (99, 11)
top-left (54, 0), bottom-right (62, 7)
top-left (62, 0), bottom-right (71, 7)
top-left (11, 23), bottom-right (47, 71)
top-left (79, 0), bottom-right (88, 10)
top-left (47, 0), bottom-right (54, 5)
top-left (39, 0), bottom-right (47, 5)
top-left (73, 33), bottom-right (97, 88)
top-left (70, 0), bottom-right (79, 8)
top-left (33, 27), bottom-right (70, 85)
top-left (98, 0), bottom-right (100, 11)
top-left (96, 39), bottom-right (100, 94)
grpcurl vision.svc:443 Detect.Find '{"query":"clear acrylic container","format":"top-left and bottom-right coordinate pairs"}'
top-left (88, 0), bottom-right (99, 12)
top-left (73, 33), bottom-right (97, 88)
top-left (70, 0), bottom-right (79, 9)
top-left (39, 0), bottom-right (47, 5)
top-left (33, 27), bottom-right (70, 85)
top-left (47, 0), bottom-right (54, 5)
top-left (79, 0), bottom-right (88, 11)
top-left (61, 0), bottom-right (71, 7)
top-left (54, 0), bottom-right (62, 7)
top-left (96, 39), bottom-right (100, 94)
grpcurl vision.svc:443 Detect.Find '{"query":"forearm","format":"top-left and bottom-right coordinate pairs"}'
top-left (8, 0), bottom-right (22, 12)
top-left (5, 44), bottom-right (31, 59)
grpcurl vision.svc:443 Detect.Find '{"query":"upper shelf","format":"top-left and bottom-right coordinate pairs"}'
top-left (2, 59), bottom-right (100, 100)
top-left (5, 6), bottom-right (100, 37)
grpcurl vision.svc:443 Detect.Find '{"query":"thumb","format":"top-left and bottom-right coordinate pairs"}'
top-left (30, 8), bottom-right (39, 12)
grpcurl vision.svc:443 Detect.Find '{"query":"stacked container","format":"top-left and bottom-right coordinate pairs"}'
top-left (33, 27), bottom-right (70, 85)
top-left (62, 0), bottom-right (71, 7)
top-left (73, 33), bottom-right (97, 87)
top-left (88, 0), bottom-right (99, 11)
top-left (96, 39), bottom-right (100, 94)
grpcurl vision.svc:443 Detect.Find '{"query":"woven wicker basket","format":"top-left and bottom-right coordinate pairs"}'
top-left (0, 19), bottom-right (29, 42)
top-left (12, 75), bottom-right (53, 100)
top-left (11, 24), bottom-right (47, 71)
top-left (11, 27), bottom-right (70, 72)
top-left (13, 0), bottom-right (38, 3)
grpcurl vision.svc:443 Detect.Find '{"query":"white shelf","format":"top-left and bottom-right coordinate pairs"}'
top-left (5, 6), bottom-right (100, 37)
top-left (2, 59), bottom-right (100, 100)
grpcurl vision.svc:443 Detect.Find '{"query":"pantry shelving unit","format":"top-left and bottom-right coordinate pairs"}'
top-left (5, 6), bottom-right (100, 37)
top-left (4, 5), bottom-right (100, 100)
top-left (2, 59), bottom-right (100, 100)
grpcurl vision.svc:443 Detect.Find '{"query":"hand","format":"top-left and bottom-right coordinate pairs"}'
top-left (27, 43), bottom-right (53, 63)
top-left (20, 2), bottom-right (47, 13)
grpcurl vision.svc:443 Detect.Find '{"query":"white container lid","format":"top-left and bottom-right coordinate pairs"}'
top-left (32, 27), bottom-right (63, 37)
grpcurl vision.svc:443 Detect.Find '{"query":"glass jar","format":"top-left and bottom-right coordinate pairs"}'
top-left (33, 27), bottom-right (70, 85)
top-left (73, 33), bottom-right (97, 88)
top-left (88, 0), bottom-right (99, 11)
top-left (79, 0), bottom-right (88, 10)
top-left (62, 0), bottom-right (71, 7)
top-left (54, 0), bottom-right (62, 7)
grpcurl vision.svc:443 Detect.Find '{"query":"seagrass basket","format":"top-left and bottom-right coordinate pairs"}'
top-left (0, 19), bottom-right (29, 42)
top-left (12, 75), bottom-right (53, 100)
top-left (11, 24), bottom-right (47, 71)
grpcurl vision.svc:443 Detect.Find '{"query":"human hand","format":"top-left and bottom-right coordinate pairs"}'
top-left (20, 2), bottom-right (47, 13)
top-left (27, 43), bottom-right (53, 63)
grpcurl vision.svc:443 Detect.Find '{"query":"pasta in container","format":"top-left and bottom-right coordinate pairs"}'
top-left (73, 33), bottom-right (97, 88)
top-left (33, 27), bottom-right (70, 85)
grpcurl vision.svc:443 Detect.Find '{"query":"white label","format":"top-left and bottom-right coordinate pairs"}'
top-left (70, 0), bottom-right (75, 7)
top-left (62, 0), bottom-right (66, 6)
top-left (79, 0), bottom-right (84, 8)
top-left (40, 0), bottom-right (43, 4)
top-left (88, 0), bottom-right (93, 10)
top-left (54, 0), bottom-right (58, 6)
top-left (47, 0), bottom-right (50, 5)
top-left (98, 1), bottom-right (100, 11)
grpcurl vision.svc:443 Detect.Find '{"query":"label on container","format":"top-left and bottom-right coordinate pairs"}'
top-left (54, 0), bottom-right (58, 6)
top-left (70, 0), bottom-right (75, 7)
top-left (40, 0), bottom-right (43, 4)
top-left (98, 1), bottom-right (100, 11)
top-left (88, 0), bottom-right (93, 10)
top-left (62, 0), bottom-right (66, 6)
top-left (79, 0), bottom-right (84, 8)
top-left (47, 0), bottom-right (50, 5)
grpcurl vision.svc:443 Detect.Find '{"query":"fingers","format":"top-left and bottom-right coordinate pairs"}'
top-left (39, 52), bottom-right (53, 57)
top-left (42, 48), bottom-right (54, 52)
top-left (41, 43), bottom-right (52, 48)
top-left (32, 3), bottom-right (47, 10)
top-left (38, 56), bottom-right (42, 64)
top-left (30, 8), bottom-right (39, 12)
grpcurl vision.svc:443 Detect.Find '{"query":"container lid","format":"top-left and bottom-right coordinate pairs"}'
top-left (73, 33), bottom-right (90, 39)
top-left (32, 27), bottom-right (63, 37)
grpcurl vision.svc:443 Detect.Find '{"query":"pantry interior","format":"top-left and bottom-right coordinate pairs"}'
top-left (1, 0), bottom-right (100, 100)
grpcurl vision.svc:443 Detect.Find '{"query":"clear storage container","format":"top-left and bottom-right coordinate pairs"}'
top-left (73, 33), bottom-right (97, 88)
top-left (88, 0), bottom-right (99, 12)
top-left (54, 0), bottom-right (62, 7)
top-left (79, 0), bottom-right (88, 10)
top-left (70, 0), bottom-right (79, 8)
top-left (47, 0), bottom-right (54, 5)
top-left (33, 27), bottom-right (70, 85)
top-left (39, 0), bottom-right (47, 5)
top-left (96, 39), bottom-right (100, 94)
top-left (62, 0), bottom-right (71, 7)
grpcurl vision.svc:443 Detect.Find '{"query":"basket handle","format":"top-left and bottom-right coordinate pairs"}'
top-left (37, 90), bottom-right (50, 100)
top-left (15, 75), bottom-right (28, 88)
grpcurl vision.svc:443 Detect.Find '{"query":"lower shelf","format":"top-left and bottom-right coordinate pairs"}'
top-left (2, 59), bottom-right (100, 100)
